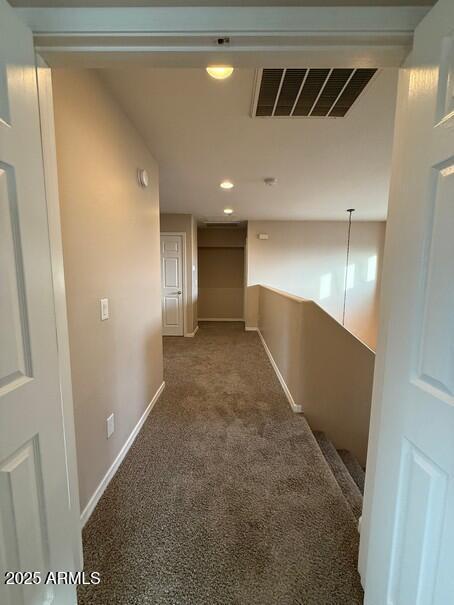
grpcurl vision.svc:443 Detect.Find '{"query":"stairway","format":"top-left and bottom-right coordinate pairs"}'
top-left (313, 431), bottom-right (365, 522)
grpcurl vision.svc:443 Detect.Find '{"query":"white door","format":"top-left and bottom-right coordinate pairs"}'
top-left (0, 1), bottom-right (79, 604)
top-left (361, 0), bottom-right (454, 603)
top-left (161, 234), bottom-right (184, 336)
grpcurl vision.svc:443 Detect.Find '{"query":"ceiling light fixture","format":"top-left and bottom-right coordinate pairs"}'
top-left (220, 180), bottom-right (234, 190)
top-left (206, 66), bottom-right (234, 80)
top-left (224, 208), bottom-right (234, 215)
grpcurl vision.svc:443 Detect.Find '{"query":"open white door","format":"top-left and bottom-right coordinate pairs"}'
top-left (361, 0), bottom-right (454, 603)
top-left (0, 1), bottom-right (79, 603)
top-left (161, 234), bottom-right (184, 336)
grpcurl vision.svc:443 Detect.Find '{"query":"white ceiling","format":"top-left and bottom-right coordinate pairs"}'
top-left (101, 66), bottom-right (398, 221)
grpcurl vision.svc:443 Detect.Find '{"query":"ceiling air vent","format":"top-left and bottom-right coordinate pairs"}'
top-left (253, 68), bottom-right (377, 118)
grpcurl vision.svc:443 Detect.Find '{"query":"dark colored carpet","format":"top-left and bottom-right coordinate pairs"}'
top-left (78, 321), bottom-right (364, 605)
top-left (313, 432), bottom-right (363, 520)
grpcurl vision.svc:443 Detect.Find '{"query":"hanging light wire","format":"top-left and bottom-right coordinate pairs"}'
top-left (342, 208), bottom-right (355, 326)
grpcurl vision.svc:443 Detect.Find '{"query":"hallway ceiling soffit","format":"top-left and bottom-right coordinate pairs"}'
top-left (16, 6), bottom-right (429, 68)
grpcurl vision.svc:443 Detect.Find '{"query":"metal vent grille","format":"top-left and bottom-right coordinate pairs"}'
top-left (253, 68), bottom-right (377, 118)
top-left (255, 69), bottom-right (284, 116)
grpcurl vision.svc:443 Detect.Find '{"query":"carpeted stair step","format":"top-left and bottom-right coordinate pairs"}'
top-left (313, 431), bottom-right (363, 520)
top-left (337, 449), bottom-right (365, 495)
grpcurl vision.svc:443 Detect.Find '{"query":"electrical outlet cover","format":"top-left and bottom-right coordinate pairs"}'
top-left (100, 298), bottom-right (109, 321)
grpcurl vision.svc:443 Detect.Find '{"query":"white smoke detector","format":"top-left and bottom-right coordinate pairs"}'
top-left (264, 177), bottom-right (278, 186)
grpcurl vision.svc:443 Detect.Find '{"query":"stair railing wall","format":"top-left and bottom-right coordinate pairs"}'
top-left (257, 285), bottom-right (375, 466)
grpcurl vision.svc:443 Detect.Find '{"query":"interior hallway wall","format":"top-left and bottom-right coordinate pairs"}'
top-left (160, 213), bottom-right (198, 333)
top-left (52, 69), bottom-right (163, 513)
top-left (198, 228), bottom-right (246, 320)
top-left (246, 221), bottom-right (386, 350)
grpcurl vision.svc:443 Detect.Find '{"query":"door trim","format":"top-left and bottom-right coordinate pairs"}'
top-left (161, 231), bottom-right (186, 337)
top-left (357, 67), bottom-right (410, 585)
top-left (35, 55), bottom-right (83, 570)
top-left (16, 6), bottom-right (428, 69)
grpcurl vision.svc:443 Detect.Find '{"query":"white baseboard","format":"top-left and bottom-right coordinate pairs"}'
top-left (256, 329), bottom-right (303, 414)
top-left (245, 326), bottom-right (258, 332)
top-left (198, 318), bottom-right (244, 322)
top-left (80, 380), bottom-right (166, 527)
top-left (185, 325), bottom-right (199, 337)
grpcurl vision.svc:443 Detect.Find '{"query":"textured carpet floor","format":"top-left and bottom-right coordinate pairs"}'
top-left (78, 322), bottom-right (364, 605)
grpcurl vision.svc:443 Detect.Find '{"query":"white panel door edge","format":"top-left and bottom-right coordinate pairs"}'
top-left (360, 1), bottom-right (454, 603)
top-left (0, 1), bottom-right (80, 603)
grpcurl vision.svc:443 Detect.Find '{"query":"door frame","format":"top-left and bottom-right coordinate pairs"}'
top-left (15, 6), bottom-right (428, 70)
top-left (161, 231), bottom-right (187, 337)
top-left (35, 55), bottom-right (83, 571)
top-left (357, 66), bottom-right (410, 583)
top-left (14, 1), bottom-right (435, 591)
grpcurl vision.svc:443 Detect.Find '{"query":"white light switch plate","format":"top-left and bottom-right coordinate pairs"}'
top-left (100, 298), bottom-right (109, 320)
top-left (106, 413), bottom-right (115, 439)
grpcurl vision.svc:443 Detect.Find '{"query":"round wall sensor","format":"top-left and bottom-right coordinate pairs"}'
top-left (137, 169), bottom-right (149, 188)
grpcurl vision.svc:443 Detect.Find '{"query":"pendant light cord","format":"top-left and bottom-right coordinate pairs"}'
top-left (342, 209), bottom-right (355, 326)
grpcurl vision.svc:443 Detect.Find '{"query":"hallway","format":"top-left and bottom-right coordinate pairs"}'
top-left (78, 322), bottom-right (363, 605)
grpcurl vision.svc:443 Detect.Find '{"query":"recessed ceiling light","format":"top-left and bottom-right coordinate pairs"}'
top-left (220, 180), bottom-right (234, 190)
top-left (224, 208), bottom-right (234, 215)
top-left (206, 66), bottom-right (234, 80)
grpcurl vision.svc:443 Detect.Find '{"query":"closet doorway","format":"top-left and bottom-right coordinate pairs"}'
top-left (198, 225), bottom-right (246, 321)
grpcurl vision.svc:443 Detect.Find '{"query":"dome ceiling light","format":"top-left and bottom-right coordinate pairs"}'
top-left (206, 66), bottom-right (234, 80)
top-left (220, 180), bottom-right (234, 190)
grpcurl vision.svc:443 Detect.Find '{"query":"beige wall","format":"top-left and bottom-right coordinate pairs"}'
top-left (52, 69), bottom-right (164, 513)
top-left (160, 213), bottom-right (198, 333)
top-left (258, 286), bottom-right (374, 465)
top-left (246, 220), bottom-right (386, 350)
top-left (198, 228), bottom-right (246, 320)
top-left (198, 247), bottom-right (244, 319)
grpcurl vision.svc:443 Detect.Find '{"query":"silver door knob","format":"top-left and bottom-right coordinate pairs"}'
top-left (174, 290), bottom-right (182, 295)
